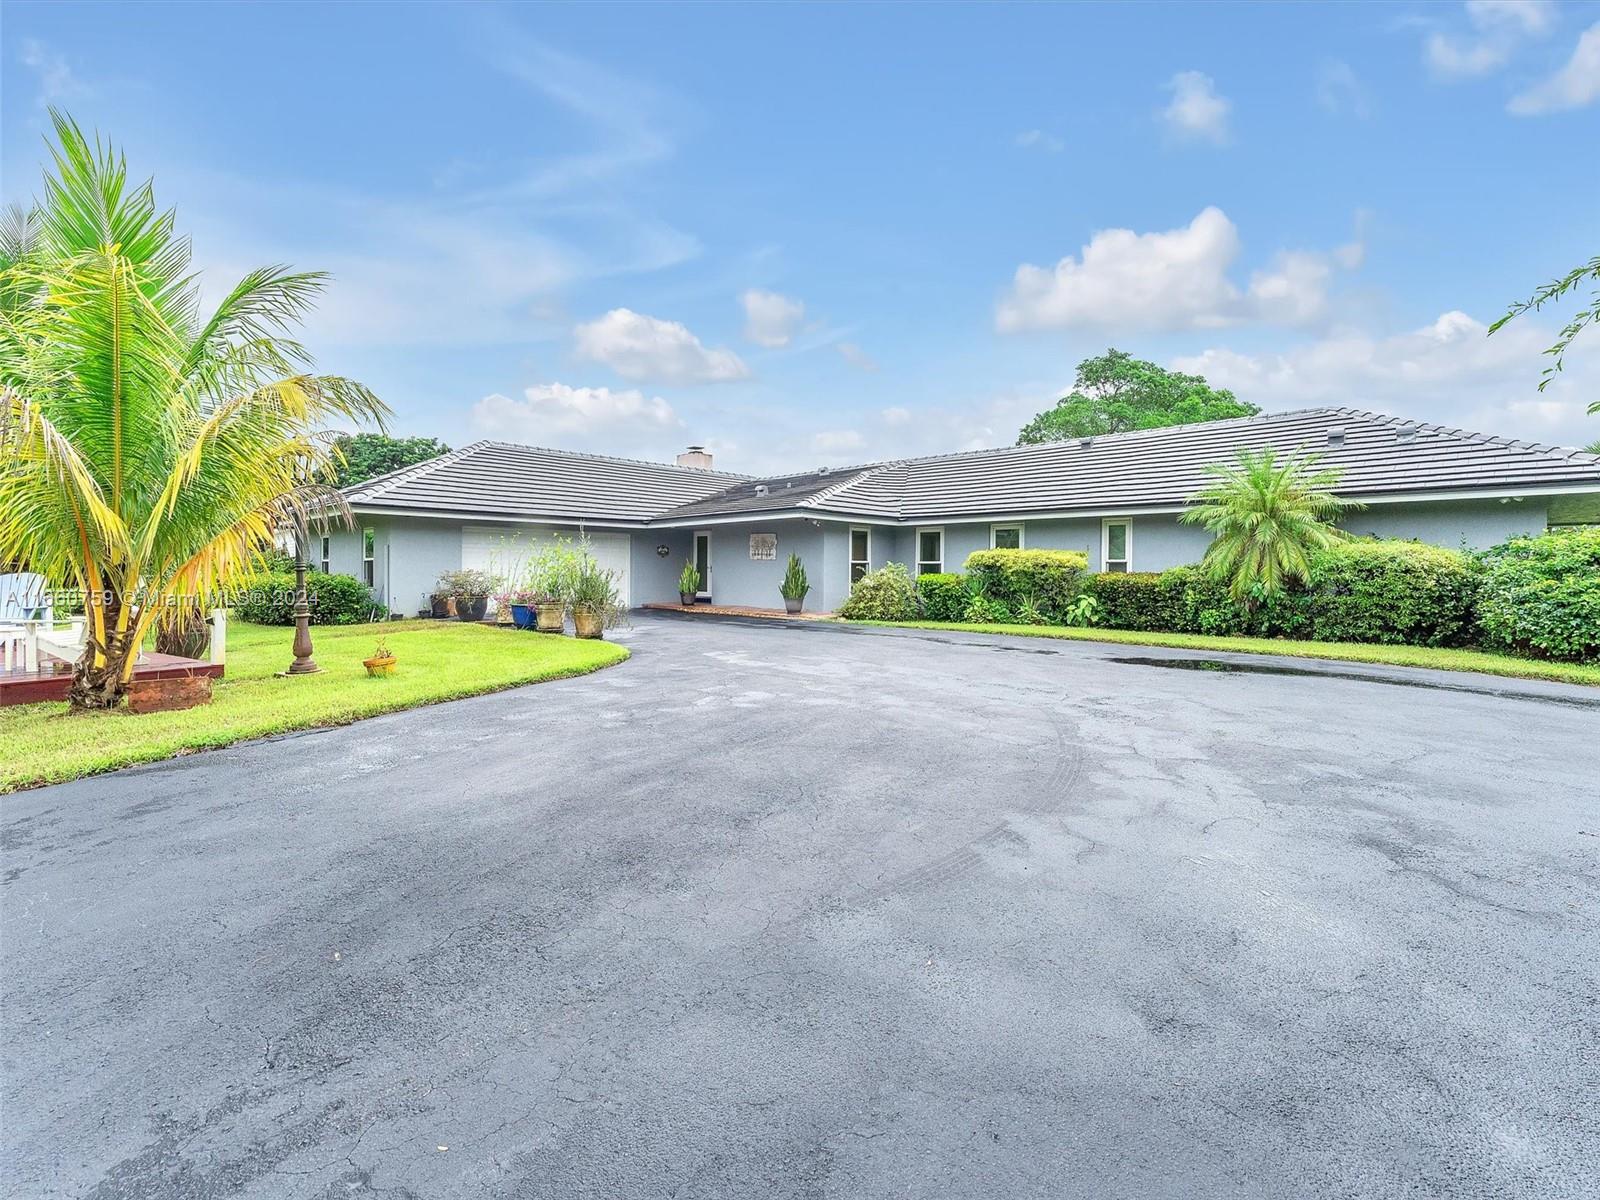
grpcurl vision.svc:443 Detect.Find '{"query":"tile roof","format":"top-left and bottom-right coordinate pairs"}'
top-left (342, 441), bottom-right (744, 523)
top-left (656, 407), bottom-right (1600, 523)
top-left (344, 410), bottom-right (1600, 528)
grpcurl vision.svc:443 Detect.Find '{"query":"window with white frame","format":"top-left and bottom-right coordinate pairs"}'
top-left (320, 536), bottom-right (331, 574)
top-left (1102, 518), bottom-right (1132, 573)
top-left (362, 528), bottom-right (376, 587)
top-left (849, 528), bottom-right (871, 583)
top-left (916, 528), bottom-right (943, 577)
top-left (991, 524), bottom-right (1023, 550)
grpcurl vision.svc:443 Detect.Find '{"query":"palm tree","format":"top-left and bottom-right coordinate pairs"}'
top-left (1180, 447), bottom-right (1359, 603)
top-left (0, 112), bottom-right (387, 709)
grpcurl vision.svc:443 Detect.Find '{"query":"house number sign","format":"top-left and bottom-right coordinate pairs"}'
top-left (749, 533), bottom-right (777, 561)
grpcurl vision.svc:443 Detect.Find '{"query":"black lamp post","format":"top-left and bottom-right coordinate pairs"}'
top-left (284, 526), bottom-right (321, 676)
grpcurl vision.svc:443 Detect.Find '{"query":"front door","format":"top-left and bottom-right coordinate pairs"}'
top-left (693, 531), bottom-right (712, 599)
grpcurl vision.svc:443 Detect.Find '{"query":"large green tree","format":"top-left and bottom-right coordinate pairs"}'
top-left (1017, 349), bottom-right (1258, 445)
top-left (332, 433), bottom-right (450, 487)
top-left (0, 112), bottom-right (386, 708)
top-left (1181, 448), bottom-right (1358, 603)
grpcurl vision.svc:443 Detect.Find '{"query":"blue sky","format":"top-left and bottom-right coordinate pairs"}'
top-left (5, 1), bottom-right (1599, 470)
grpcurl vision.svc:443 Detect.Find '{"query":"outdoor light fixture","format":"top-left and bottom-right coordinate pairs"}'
top-left (656, 544), bottom-right (670, 557)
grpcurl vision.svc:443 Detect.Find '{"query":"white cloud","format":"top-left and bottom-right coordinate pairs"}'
top-left (471, 384), bottom-right (679, 452)
top-left (1509, 20), bottom-right (1600, 113)
top-left (810, 430), bottom-right (866, 456)
top-left (1015, 129), bottom-right (1065, 153)
top-left (740, 289), bottom-right (806, 347)
top-left (1160, 71), bottom-right (1231, 144)
top-left (19, 39), bottom-right (86, 105)
top-left (837, 342), bottom-right (879, 372)
top-left (996, 207), bottom-right (1361, 334)
top-left (1425, 0), bottom-right (1555, 79)
top-left (1172, 309), bottom-right (1600, 448)
top-left (1316, 60), bottom-right (1373, 118)
top-left (880, 406), bottom-right (912, 425)
top-left (573, 308), bottom-right (749, 384)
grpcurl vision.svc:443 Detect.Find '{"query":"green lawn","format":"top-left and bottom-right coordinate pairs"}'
top-left (847, 620), bottom-right (1600, 688)
top-left (0, 620), bottom-right (628, 793)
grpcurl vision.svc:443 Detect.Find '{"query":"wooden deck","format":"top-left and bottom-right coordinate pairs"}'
top-left (0, 653), bottom-right (224, 707)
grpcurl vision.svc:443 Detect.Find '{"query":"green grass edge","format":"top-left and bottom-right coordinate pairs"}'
top-left (844, 620), bottom-right (1600, 688)
top-left (0, 643), bottom-right (630, 794)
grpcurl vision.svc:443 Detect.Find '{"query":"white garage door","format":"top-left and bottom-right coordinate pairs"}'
top-left (462, 526), bottom-right (631, 609)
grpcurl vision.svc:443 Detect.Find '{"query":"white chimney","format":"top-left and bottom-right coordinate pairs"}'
top-left (676, 445), bottom-right (714, 470)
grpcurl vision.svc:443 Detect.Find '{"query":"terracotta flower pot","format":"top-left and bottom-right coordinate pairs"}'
top-left (572, 606), bottom-right (604, 640)
top-left (364, 655), bottom-right (397, 676)
top-left (535, 601), bottom-right (565, 633)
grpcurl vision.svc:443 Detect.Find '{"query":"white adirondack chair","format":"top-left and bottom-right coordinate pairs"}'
top-left (22, 615), bottom-right (88, 673)
top-left (1, 573), bottom-right (52, 672)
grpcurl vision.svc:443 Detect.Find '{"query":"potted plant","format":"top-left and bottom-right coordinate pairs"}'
top-left (524, 542), bottom-right (578, 633)
top-left (437, 568), bottom-right (497, 622)
top-left (678, 560), bottom-right (701, 607)
top-left (491, 589), bottom-right (515, 625)
top-left (364, 637), bottom-right (397, 676)
top-left (780, 552), bottom-right (809, 615)
top-left (506, 588), bottom-right (541, 630)
top-left (428, 591), bottom-right (454, 619)
top-left (569, 558), bottom-right (623, 639)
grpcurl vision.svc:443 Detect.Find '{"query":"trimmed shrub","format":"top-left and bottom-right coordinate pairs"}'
top-left (1162, 565), bottom-right (1254, 636)
top-left (1303, 540), bottom-right (1478, 646)
top-left (963, 548), bottom-right (1088, 622)
top-left (1086, 572), bottom-right (1186, 631)
top-left (917, 573), bottom-right (967, 622)
top-left (838, 562), bottom-right (921, 621)
top-left (232, 571), bottom-right (388, 626)
top-left (1475, 528), bottom-right (1600, 661)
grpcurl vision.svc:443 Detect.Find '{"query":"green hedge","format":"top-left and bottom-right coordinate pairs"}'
top-left (963, 548), bottom-right (1087, 622)
top-left (1085, 572), bottom-right (1185, 631)
top-left (1303, 540), bottom-right (1478, 646)
top-left (1475, 528), bottom-right (1600, 661)
top-left (838, 562), bottom-right (921, 621)
top-left (232, 571), bottom-right (388, 626)
top-left (917, 573), bottom-right (967, 622)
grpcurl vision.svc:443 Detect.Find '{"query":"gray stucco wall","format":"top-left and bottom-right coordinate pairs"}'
top-left (1339, 499), bottom-right (1547, 550)
top-left (631, 529), bottom-right (696, 606)
top-left (326, 496), bottom-right (1552, 620)
top-left (847, 498), bottom-right (1550, 588)
top-left (339, 517), bottom-right (465, 616)
top-left (690, 520), bottom-right (834, 612)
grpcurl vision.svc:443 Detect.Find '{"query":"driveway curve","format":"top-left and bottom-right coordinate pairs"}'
top-left (3, 614), bottom-right (1597, 1198)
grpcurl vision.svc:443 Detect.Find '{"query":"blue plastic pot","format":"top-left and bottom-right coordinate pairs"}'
top-left (509, 603), bottom-right (535, 630)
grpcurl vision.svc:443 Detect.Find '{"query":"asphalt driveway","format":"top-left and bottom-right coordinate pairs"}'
top-left (4, 614), bottom-right (1598, 1199)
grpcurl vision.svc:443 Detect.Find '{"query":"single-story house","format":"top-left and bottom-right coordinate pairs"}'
top-left (325, 407), bottom-right (1600, 615)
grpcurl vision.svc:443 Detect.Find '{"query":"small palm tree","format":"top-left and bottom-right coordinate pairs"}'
top-left (0, 112), bottom-right (387, 708)
top-left (1180, 447), bottom-right (1360, 603)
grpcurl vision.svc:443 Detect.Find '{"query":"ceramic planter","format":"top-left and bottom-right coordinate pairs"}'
top-left (680, 592), bottom-right (696, 607)
top-left (535, 601), bottom-right (565, 633)
top-left (430, 595), bottom-right (453, 619)
top-left (456, 595), bottom-right (489, 622)
top-left (572, 606), bottom-right (604, 639)
top-left (509, 603), bottom-right (535, 630)
top-left (784, 597), bottom-right (803, 615)
top-left (364, 655), bottom-right (397, 677)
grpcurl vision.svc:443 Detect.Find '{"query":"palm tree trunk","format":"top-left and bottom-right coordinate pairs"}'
top-left (68, 604), bottom-right (135, 710)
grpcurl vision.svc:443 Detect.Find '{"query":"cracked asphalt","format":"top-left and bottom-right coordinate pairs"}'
top-left (3, 613), bottom-right (1598, 1198)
